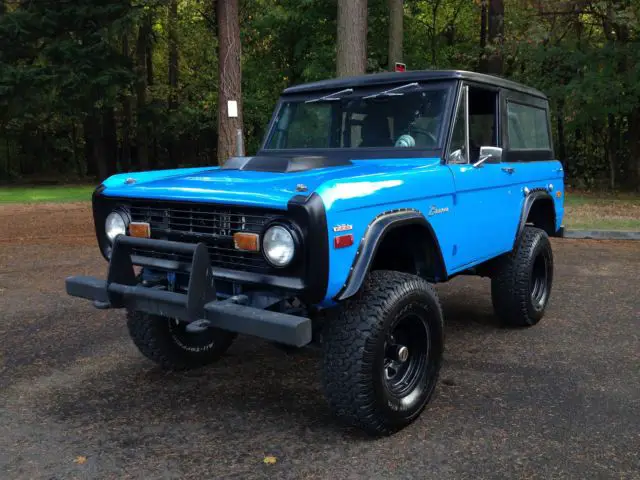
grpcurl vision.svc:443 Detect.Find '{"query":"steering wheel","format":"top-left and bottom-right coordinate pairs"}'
top-left (409, 125), bottom-right (438, 147)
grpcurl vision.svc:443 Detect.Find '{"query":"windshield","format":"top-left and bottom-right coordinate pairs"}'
top-left (264, 84), bottom-right (452, 150)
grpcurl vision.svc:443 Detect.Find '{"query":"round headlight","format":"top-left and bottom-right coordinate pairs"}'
top-left (105, 211), bottom-right (127, 243)
top-left (263, 225), bottom-right (295, 267)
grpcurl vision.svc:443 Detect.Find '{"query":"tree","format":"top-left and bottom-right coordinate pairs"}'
top-left (216, 0), bottom-right (243, 164)
top-left (388, 0), bottom-right (403, 69)
top-left (168, 0), bottom-right (179, 165)
top-left (479, 0), bottom-right (487, 71)
top-left (136, 12), bottom-right (152, 170)
top-left (121, 32), bottom-right (132, 171)
top-left (0, 0), bottom-right (639, 191)
top-left (337, 0), bottom-right (368, 76)
top-left (487, 0), bottom-right (504, 74)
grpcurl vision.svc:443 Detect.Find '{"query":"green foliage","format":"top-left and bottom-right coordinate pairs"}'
top-left (0, 0), bottom-right (639, 190)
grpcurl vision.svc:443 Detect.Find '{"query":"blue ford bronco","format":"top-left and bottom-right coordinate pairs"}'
top-left (66, 70), bottom-right (564, 435)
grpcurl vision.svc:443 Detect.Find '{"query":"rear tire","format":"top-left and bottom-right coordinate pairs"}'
top-left (126, 311), bottom-right (236, 371)
top-left (491, 226), bottom-right (554, 327)
top-left (322, 270), bottom-right (444, 436)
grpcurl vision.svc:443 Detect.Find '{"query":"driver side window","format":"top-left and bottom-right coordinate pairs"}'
top-left (448, 85), bottom-right (500, 164)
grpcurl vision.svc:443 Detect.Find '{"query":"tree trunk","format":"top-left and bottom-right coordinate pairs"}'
top-left (487, 0), bottom-right (504, 75)
top-left (102, 107), bottom-right (118, 179)
top-left (70, 121), bottom-right (82, 176)
top-left (337, 0), bottom-right (368, 77)
top-left (216, 0), bottom-right (243, 164)
top-left (168, 0), bottom-right (179, 166)
top-left (628, 107), bottom-right (640, 192)
top-left (387, 0), bottom-right (403, 70)
top-left (92, 134), bottom-right (108, 182)
top-left (145, 13), bottom-right (154, 87)
top-left (84, 110), bottom-right (110, 181)
top-left (214, 0), bottom-right (242, 165)
top-left (136, 18), bottom-right (150, 170)
top-left (121, 33), bottom-right (132, 171)
top-left (479, 0), bottom-right (488, 72)
top-left (83, 113), bottom-right (98, 177)
top-left (168, 0), bottom-right (179, 110)
top-left (606, 114), bottom-right (617, 190)
top-left (556, 99), bottom-right (566, 165)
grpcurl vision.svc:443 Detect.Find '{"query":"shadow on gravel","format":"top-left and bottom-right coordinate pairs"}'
top-left (34, 303), bottom-right (506, 441)
top-left (38, 343), bottom-right (351, 437)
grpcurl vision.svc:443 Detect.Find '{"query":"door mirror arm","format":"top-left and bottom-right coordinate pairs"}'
top-left (473, 155), bottom-right (490, 168)
top-left (473, 146), bottom-right (503, 168)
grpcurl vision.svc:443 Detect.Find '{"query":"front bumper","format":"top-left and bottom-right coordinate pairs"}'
top-left (65, 235), bottom-right (312, 347)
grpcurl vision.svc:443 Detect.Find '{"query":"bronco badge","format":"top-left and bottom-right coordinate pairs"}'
top-left (428, 205), bottom-right (449, 217)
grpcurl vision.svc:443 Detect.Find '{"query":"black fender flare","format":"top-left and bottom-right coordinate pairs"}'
top-left (514, 189), bottom-right (557, 248)
top-left (335, 209), bottom-right (447, 301)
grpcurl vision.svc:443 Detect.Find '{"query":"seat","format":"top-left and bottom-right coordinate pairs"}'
top-left (360, 113), bottom-right (392, 147)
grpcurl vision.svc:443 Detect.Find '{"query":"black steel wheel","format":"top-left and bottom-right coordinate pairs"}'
top-left (322, 270), bottom-right (444, 436)
top-left (383, 312), bottom-right (430, 400)
top-left (127, 311), bottom-right (236, 371)
top-left (492, 226), bottom-right (554, 327)
top-left (530, 250), bottom-right (551, 311)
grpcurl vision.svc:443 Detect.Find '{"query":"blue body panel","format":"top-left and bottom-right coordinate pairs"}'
top-left (100, 158), bottom-right (564, 306)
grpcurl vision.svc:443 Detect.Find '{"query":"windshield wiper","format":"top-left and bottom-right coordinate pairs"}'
top-left (363, 82), bottom-right (419, 100)
top-left (305, 88), bottom-right (354, 104)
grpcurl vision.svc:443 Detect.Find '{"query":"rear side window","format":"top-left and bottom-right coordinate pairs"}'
top-left (507, 102), bottom-right (550, 149)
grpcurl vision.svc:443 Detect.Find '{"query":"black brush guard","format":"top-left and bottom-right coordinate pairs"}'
top-left (65, 236), bottom-right (311, 347)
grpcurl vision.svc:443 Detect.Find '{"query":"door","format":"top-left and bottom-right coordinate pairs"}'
top-left (446, 84), bottom-right (522, 272)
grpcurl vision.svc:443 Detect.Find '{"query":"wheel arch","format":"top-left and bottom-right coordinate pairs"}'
top-left (335, 210), bottom-right (447, 301)
top-left (514, 191), bottom-right (557, 248)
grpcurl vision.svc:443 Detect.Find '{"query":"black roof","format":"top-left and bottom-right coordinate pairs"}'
top-left (283, 70), bottom-right (547, 100)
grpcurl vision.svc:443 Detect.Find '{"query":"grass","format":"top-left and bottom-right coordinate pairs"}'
top-left (564, 191), bottom-right (640, 231)
top-left (0, 185), bottom-right (638, 231)
top-left (0, 185), bottom-right (95, 203)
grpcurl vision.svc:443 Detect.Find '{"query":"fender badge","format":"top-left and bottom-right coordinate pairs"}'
top-left (428, 206), bottom-right (449, 217)
top-left (333, 224), bottom-right (353, 232)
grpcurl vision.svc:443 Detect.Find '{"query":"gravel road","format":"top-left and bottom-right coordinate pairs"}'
top-left (1, 203), bottom-right (638, 479)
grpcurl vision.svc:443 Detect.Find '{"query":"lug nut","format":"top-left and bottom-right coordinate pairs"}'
top-left (397, 346), bottom-right (409, 362)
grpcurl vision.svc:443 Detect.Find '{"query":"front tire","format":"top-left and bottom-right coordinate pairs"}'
top-left (491, 226), bottom-right (554, 327)
top-left (126, 311), bottom-right (236, 371)
top-left (322, 271), bottom-right (444, 436)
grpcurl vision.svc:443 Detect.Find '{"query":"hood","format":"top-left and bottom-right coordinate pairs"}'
top-left (101, 157), bottom-right (442, 210)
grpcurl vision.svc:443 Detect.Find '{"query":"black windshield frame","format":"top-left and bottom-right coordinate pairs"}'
top-left (259, 80), bottom-right (457, 160)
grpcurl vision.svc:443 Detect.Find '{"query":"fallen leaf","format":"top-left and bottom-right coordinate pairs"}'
top-left (263, 455), bottom-right (277, 465)
top-left (74, 456), bottom-right (87, 465)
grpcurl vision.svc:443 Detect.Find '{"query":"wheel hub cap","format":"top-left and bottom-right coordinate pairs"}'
top-left (382, 313), bottom-right (430, 397)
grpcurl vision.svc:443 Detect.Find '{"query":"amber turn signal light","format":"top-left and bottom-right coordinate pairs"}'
top-left (129, 222), bottom-right (150, 238)
top-left (234, 232), bottom-right (260, 251)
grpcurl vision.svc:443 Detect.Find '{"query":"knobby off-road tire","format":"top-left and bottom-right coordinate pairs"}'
top-left (491, 226), bottom-right (554, 327)
top-left (322, 270), bottom-right (444, 436)
top-left (126, 311), bottom-right (236, 371)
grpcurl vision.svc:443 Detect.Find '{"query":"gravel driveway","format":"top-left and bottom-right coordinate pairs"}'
top-left (1, 203), bottom-right (638, 479)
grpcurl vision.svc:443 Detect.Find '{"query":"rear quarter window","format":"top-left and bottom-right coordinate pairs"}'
top-left (507, 102), bottom-right (550, 150)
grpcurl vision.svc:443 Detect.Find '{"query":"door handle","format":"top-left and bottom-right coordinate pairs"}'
top-left (501, 167), bottom-right (515, 174)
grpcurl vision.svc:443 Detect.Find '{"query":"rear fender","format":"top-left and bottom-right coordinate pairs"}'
top-left (514, 190), bottom-right (557, 248)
